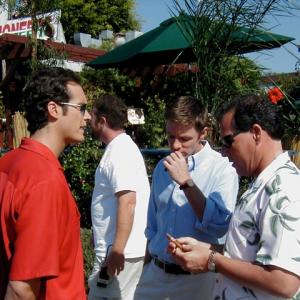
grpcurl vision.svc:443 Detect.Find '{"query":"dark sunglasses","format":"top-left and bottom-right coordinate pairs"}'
top-left (221, 131), bottom-right (241, 148)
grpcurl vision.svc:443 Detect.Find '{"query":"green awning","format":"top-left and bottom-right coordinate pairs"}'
top-left (88, 15), bottom-right (294, 69)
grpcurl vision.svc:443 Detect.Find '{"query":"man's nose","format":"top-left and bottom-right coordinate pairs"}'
top-left (171, 139), bottom-right (181, 151)
top-left (84, 110), bottom-right (92, 120)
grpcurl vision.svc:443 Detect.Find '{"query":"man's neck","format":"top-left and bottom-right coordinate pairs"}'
top-left (30, 128), bottom-right (65, 157)
top-left (254, 139), bottom-right (283, 177)
top-left (102, 129), bottom-right (125, 145)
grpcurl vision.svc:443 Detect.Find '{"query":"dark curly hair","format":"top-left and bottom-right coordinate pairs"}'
top-left (216, 94), bottom-right (285, 140)
top-left (23, 67), bottom-right (81, 134)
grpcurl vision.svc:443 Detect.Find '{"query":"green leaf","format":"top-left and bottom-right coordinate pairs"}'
top-left (240, 221), bottom-right (255, 229)
top-left (270, 215), bottom-right (279, 237)
top-left (281, 213), bottom-right (300, 222)
top-left (280, 219), bottom-right (295, 232)
top-left (292, 257), bottom-right (300, 262)
top-left (265, 183), bottom-right (274, 196)
top-left (256, 254), bottom-right (272, 264)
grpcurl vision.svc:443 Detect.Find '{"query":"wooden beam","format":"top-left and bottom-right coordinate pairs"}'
top-left (7, 43), bottom-right (23, 60)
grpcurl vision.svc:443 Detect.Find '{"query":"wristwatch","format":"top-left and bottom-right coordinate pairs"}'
top-left (179, 179), bottom-right (195, 190)
top-left (207, 250), bottom-right (218, 273)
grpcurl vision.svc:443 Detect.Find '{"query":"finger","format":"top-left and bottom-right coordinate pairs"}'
top-left (172, 248), bottom-right (185, 264)
top-left (181, 244), bottom-right (193, 252)
top-left (171, 238), bottom-right (183, 250)
top-left (174, 151), bottom-right (184, 159)
top-left (107, 263), bottom-right (117, 277)
top-left (169, 152), bottom-right (179, 160)
top-left (163, 160), bottom-right (170, 168)
top-left (172, 246), bottom-right (185, 258)
top-left (164, 156), bottom-right (174, 166)
top-left (176, 237), bottom-right (192, 244)
top-left (107, 266), bottom-right (114, 277)
top-left (164, 153), bottom-right (174, 165)
top-left (117, 264), bottom-right (125, 275)
top-left (167, 242), bottom-right (177, 254)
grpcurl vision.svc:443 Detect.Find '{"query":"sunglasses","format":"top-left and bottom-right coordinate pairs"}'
top-left (60, 102), bottom-right (87, 115)
top-left (221, 131), bottom-right (241, 148)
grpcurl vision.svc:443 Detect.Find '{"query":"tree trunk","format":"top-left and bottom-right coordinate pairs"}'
top-left (30, 1), bottom-right (38, 64)
top-left (290, 135), bottom-right (300, 168)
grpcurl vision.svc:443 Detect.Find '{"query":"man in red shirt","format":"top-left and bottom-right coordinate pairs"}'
top-left (0, 67), bottom-right (91, 299)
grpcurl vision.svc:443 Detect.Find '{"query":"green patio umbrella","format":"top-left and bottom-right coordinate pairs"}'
top-left (88, 14), bottom-right (294, 69)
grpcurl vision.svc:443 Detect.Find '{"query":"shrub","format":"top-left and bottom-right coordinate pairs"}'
top-left (61, 133), bottom-right (102, 228)
top-left (80, 228), bottom-right (94, 292)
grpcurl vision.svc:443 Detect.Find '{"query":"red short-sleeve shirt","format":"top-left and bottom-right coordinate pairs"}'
top-left (0, 138), bottom-right (86, 300)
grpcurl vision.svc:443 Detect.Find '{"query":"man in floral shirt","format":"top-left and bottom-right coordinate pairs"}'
top-left (169, 94), bottom-right (300, 300)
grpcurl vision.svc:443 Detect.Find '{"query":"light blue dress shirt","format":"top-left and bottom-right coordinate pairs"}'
top-left (145, 141), bottom-right (239, 263)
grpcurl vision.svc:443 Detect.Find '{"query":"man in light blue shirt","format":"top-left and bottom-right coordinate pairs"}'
top-left (134, 96), bottom-right (238, 300)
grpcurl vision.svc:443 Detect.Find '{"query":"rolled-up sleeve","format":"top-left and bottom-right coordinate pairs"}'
top-left (145, 186), bottom-right (157, 240)
top-left (195, 164), bottom-right (239, 237)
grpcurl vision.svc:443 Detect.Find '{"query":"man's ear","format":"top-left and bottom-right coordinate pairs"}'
top-left (199, 126), bottom-right (209, 140)
top-left (251, 124), bottom-right (262, 144)
top-left (99, 116), bottom-right (106, 125)
top-left (99, 116), bottom-right (110, 128)
top-left (94, 116), bottom-right (107, 132)
top-left (47, 101), bottom-right (60, 119)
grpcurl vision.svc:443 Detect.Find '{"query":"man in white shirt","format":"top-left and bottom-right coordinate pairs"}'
top-left (88, 94), bottom-right (150, 300)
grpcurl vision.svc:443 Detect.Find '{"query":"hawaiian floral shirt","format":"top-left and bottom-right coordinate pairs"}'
top-left (213, 152), bottom-right (300, 300)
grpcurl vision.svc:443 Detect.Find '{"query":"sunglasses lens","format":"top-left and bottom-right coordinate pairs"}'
top-left (80, 104), bottom-right (87, 114)
top-left (221, 135), bottom-right (235, 148)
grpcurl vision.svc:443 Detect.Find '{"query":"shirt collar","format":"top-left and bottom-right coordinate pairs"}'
top-left (252, 151), bottom-right (290, 189)
top-left (107, 132), bottom-right (126, 148)
top-left (20, 137), bottom-right (63, 170)
top-left (187, 140), bottom-right (211, 170)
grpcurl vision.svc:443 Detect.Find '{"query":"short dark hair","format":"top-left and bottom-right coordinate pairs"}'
top-left (165, 96), bottom-right (208, 132)
top-left (23, 67), bottom-right (81, 133)
top-left (217, 94), bottom-right (285, 140)
top-left (93, 94), bottom-right (127, 130)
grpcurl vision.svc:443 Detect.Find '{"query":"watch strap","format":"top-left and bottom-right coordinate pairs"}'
top-left (179, 179), bottom-right (194, 190)
top-left (207, 250), bottom-right (218, 273)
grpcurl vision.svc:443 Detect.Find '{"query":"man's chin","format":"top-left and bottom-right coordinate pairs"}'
top-left (91, 130), bottom-right (100, 140)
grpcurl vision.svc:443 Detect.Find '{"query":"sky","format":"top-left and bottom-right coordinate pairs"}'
top-left (135, 0), bottom-right (300, 74)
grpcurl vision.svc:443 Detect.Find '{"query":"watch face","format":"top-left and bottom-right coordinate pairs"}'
top-left (186, 179), bottom-right (194, 187)
top-left (179, 179), bottom-right (194, 190)
top-left (208, 262), bottom-right (216, 272)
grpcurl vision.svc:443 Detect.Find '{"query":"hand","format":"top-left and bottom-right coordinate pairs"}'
top-left (106, 249), bottom-right (125, 277)
top-left (169, 237), bottom-right (211, 274)
top-left (166, 233), bottom-right (183, 250)
top-left (163, 151), bottom-right (191, 185)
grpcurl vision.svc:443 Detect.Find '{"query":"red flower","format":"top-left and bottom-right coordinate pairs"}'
top-left (268, 87), bottom-right (285, 104)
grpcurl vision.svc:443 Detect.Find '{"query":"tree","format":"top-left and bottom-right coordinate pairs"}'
top-left (0, 0), bottom-right (62, 64)
top-left (57, 0), bottom-right (140, 43)
top-left (1, 0), bottom-right (140, 49)
top-left (171, 0), bottom-right (299, 114)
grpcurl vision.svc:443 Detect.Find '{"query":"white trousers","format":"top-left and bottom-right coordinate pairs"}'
top-left (133, 260), bottom-right (216, 300)
top-left (88, 257), bottom-right (144, 300)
